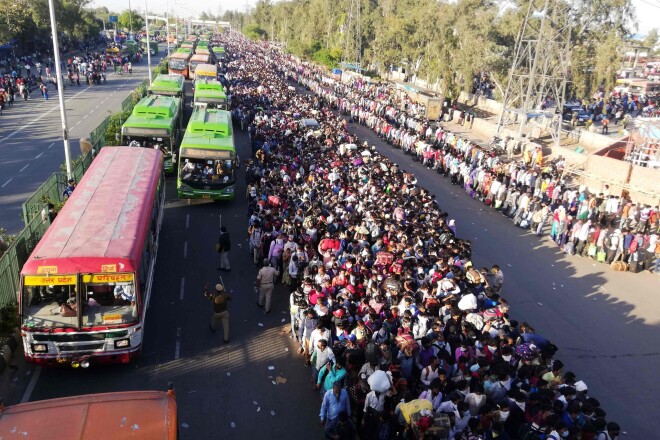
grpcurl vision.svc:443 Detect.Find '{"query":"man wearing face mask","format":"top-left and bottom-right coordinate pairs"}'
top-left (504, 391), bottom-right (528, 438)
top-left (547, 421), bottom-right (571, 440)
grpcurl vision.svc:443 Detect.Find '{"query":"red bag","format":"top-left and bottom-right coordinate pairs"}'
top-left (268, 195), bottom-right (280, 207)
top-left (390, 260), bottom-right (403, 274)
top-left (376, 252), bottom-right (394, 266)
top-left (395, 334), bottom-right (419, 356)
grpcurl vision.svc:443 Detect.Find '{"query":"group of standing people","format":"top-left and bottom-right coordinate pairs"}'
top-left (213, 34), bottom-right (624, 440)
top-left (284, 59), bottom-right (660, 276)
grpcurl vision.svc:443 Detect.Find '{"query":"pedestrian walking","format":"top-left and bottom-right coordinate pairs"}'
top-left (204, 283), bottom-right (231, 343)
top-left (257, 259), bottom-right (279, 313)
top-left (216, 226), bottom-right (231, 271)
top-left (602, 117), bottom-right (609, 134)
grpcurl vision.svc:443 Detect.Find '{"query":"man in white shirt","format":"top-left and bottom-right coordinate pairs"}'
top-left (311, 338), bottom-right (335, 383)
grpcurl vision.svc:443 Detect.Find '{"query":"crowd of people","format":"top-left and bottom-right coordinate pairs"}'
top-left (219, 33), bottom-right (624, 440)
top-left (285, 62), bottom-right (659, 276)
top-left (0, 45), bottom-right (118, 113)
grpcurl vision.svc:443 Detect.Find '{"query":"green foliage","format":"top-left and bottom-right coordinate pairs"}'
top-left (244, 23), bottom-right (267, 41)
top-left (312, 48), bottom-right (342, 69)
top-left (0, 0), bottom-right (100, 50)
top-left (238, 0), bottom-right (639, 100)
top-left (118, 10), bottom-right (143, 32)
top-left (0, 303), bottom-right (19, 338)
top-left (0, 228), bottom-right (16, 259)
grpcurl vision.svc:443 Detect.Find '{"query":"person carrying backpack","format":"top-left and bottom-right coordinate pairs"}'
top-left (248, 220), bottom-right (264, 266)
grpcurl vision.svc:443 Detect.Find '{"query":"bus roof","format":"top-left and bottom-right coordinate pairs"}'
top-left (195, 79), bottom-right (224, 92)
top-left (187, 108), bottom-right (232, 135)
top-left (212, 46), bottom-right (226, 53)
top-left (0, 390), bottom-right (176, 440)
top-left (122, 97), bottom-right (179, 133)
top-left (169, 51), bottom-right (190, 60)
top-left (190, 54), bottom-right (210, 62)
top-left (132, 95), bottom-right (179, 118)
top-left (21, 148), bottom-right (163, 276)
top-left (182, 109), bottom-right (235, 151)
top-left (175, 47), bottom-right (191, 54)
top-left (148, 74), bottom-right (185, 95)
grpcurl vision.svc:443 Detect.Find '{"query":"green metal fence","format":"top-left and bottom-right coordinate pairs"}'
top-left (0, 213), bottom-right (51, 306)
top-left (21, 152), bottom-right (94, 227)
top-left (90, 117), bottom-right (111, 151)
top-left (1, 70), bottom-right (158, 307)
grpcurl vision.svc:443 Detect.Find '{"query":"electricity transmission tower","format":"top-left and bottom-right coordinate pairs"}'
top-left (342, 0), bottom-right (362, 72)
top-left (496, 0), bottom-right (572, 148)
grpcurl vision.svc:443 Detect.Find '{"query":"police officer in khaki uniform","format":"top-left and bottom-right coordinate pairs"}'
top-left (205, 283), bottom-right (232, 343)
top-left (257, 259), bottom-right (279, 313)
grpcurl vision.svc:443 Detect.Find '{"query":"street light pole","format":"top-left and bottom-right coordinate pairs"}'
top-left (128, 0), bottom-right (133, 35)
top-left (144, 0), bottom-right (152, 84)
top-left (47, 0), bottom-right (73, 178)
top-left (166, 0), bottom-right (170, 56)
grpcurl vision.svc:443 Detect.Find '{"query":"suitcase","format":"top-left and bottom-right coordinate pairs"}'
top-left (376, 251), bottom-right (394, 266)
top-left (610, 261), bottom-right (628, 272)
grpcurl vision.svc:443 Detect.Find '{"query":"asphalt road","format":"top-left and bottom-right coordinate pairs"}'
top-left (0, 49), bottom-right (167, 233)
top-left (7, 62), bottom-right (659, 438)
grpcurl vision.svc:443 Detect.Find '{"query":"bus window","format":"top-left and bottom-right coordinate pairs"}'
top-left (81, 278), bottom-right (138, 326)
top-left (22, 282), bottom-right (78, 328)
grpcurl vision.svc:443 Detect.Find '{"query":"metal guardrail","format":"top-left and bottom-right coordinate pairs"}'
top-left (0, 69), bottom-right (161, 307)
top-left (20, 152), bottom-right (94, 227)
top-left (0, 213), bottom-right (51, 306)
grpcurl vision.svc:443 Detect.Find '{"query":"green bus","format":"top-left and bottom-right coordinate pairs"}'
top-left (121, 95), bottom-right (183, 174)
top-left (176, 47), bottom-right (192, 54)
top-left (141, 40), bottom-right (159, 55)
top-left (148, 74), bottom-right (186, 100)
top-left (193, 79), bottom-right (228, 110)
top-left (212, 46), bottom-right (226, 61)
top-left (176, 108), bottom-right (238, 200)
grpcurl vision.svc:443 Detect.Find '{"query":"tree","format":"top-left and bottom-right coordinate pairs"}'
top-left (118, 10), bottom-right (144, 32)
top-left (643, 28), bottom-right (658, 56)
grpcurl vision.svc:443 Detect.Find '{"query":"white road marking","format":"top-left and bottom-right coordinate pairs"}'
top-left (185, 214), bottom-right (190, 229)
top-left (35, 152), bottom-right (44, 159)
top-left (19, 164), bottom-right (30, 172)
top-left (47, 143), bottom-right (55, 149)
top-left (183, 241), bottom-right (188, 259)
top-left (1, 178), bottom-right (12, 188)
top-left (82, 114), bottom-right (88, 120)
top-left (180, 277), bottom-right (185, 300)
top-left (0, 84), bottom-right (98, 143)
top-left (174, 328), bottom-right (182, 360)
top-left (74, 120), bottom-right (81, 126)
top-left (21, 366), bottom-right (42, 403)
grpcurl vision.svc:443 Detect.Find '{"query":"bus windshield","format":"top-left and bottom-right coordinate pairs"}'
top-left (22, 277), bottom-right (78, 328)
top-left (81, 276), bottom-right (138, 327)
top-left (169, 59), bottom-right (186, 70)
top-left (21, 275), bottom-right (139, 329)
top-left (179, 152), bottom-right (235, 187)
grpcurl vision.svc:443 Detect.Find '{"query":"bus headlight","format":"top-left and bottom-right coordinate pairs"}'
top-left (31, 343), bottom-right (48, 353)
top-left (114, 339), bottom-right (130, 349)
top-left (225, 187), bottom-right (234, 194)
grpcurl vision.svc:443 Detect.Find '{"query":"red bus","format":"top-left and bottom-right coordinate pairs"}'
top-left (0, 387), bottom-right (178, 439)
top-left (19, 147), bottom-right (165, 367)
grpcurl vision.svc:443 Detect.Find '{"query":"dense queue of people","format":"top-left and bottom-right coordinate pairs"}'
top-left (220, 33), bottom-right (623, 440)
top-left (284, 62), bottom-right (660, 276)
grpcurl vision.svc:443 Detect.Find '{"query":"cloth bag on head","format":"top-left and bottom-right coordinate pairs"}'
top-left (367, 370), bottom-right (392, 393)
top-left (457, 293), bottom-right (478, 311)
